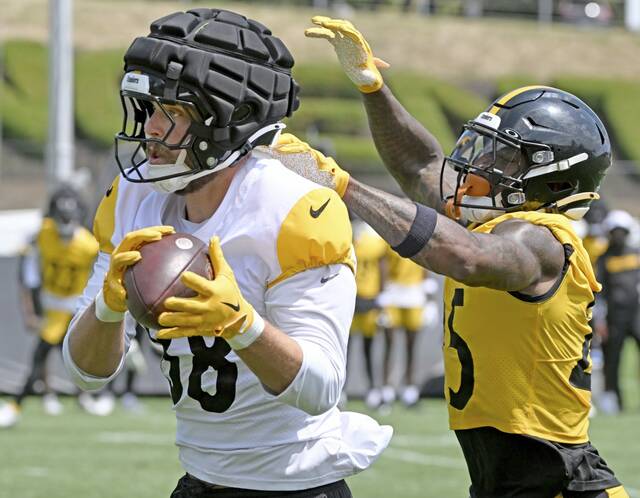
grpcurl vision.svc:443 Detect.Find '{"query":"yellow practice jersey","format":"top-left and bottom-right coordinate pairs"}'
top-left (386, 247), bottom-right (425, 286)
top-left (354, 227), bottom-right (387, 299)
top-left (38, 217), bottom-right (99, 298)
top-left (582, 235), bottom-right (608, 266)
top-left (443, 211), bottom-right (600, 444)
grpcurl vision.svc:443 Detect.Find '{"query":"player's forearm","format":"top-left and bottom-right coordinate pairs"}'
top-left (235, 321), bottom-right (303, 395)
top-left (344, 178), bottom-right (539, 290)
top-left (236, 320), bottom-right (343, 415)
top-left (66, 301), bottom-right (125, 377)
top-left (362, 85), bottom-right (448, 212)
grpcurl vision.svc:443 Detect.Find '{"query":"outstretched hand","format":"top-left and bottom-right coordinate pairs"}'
top-left (305, 16), bottom-right (389, 93)
top-left (157, 236), bottom-right (257, 340)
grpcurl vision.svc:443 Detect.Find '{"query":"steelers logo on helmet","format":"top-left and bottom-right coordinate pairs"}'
top-left (441, 86), bottom-right (611, 223)
top-left (115, 8), bottom-right (300, 193)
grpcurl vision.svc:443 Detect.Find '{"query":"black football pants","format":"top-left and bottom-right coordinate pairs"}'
top-left (602, 313), bottom-right (640, 409)
top-left (15, 339), bottom-right (57, 405)
top-left (170, 474), bottom-right (352, 498)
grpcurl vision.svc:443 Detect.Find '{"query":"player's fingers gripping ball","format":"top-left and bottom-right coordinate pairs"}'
top-left (305, 16), bottom-right (389, 93)
top-left (269, 133), bottom-right (350, 197)
top-left (122, 232), bottom-right (213, 329)
top-left (157, 237), bottom-right (263, 348)
top-left (103, 225), bottom-right (175, 313)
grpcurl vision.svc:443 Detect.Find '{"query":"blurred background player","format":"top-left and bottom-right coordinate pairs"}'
top-left (378, 248), bottom-right (426, 408)
top-left (578, 198), bottom-right (610, 414)
top-left (103, 323), bottom-right (150, 414)
top-left (0, 185), bottom-right (98, 427)
top-left (582, 199), bottom-right (610, 268)
top-left (349, 218), bottom-right (387, 409)
top-left (595, 209), bottom-right (640, 414)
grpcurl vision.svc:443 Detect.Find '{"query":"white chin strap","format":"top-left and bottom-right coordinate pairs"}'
top-left (459, 192), bottom-right (599, 223)
top-left (147, 123), bottom-right (286, 194)
top-left (459, 195), bottom-right (504, 224)
top-left (146, 149), bottom-right (201, 194)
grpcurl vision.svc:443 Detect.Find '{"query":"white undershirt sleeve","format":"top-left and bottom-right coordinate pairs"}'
top-left (21, 246), bottom-right (41, 289)
top-left (62, 250), bottom-right (134, 391)
top-left (264, 263), bottom-right (356, 415)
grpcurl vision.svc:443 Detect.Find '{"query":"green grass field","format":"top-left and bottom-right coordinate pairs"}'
top-left (1, 345), bottom-right (639, 498)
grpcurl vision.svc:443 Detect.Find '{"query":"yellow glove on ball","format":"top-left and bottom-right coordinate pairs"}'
top-left (269, 133), bottom-right (350, 198)
top-left (156, 237), bottom-right (264, 349)
top-left (101, 226), bottom-right (175, 314)
top-left (305, 16), bottom-right (389, 94)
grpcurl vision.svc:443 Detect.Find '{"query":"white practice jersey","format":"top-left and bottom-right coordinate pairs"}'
top-left (63, 155), bottom-right (392, 490)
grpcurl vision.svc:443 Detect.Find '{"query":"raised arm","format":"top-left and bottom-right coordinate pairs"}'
top-left (304, 16), bottom-right (453, 211)
top-left (344, 177), bottom-right (565, 292)
top-left (362, 86), bottom-right (447, 211)
top-left (270, 139), bottom-right (564, 293)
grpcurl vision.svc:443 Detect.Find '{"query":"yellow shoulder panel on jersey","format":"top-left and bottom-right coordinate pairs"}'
top-left (77, 226), bottom-right (100, 258)
top-left (93, 176), bottom-right (120, 254)
top-left (37, 217), bottom-right (58, 249)
top-left (268, 188), bottom-right (354, 288)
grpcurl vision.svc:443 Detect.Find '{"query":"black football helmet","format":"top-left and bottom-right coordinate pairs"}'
top-left (441, 86), bottom-right (612, 222)
top-left (47, 185), bottom-right (86, 238)
top-left (115, 8), bottom-right (300, 193)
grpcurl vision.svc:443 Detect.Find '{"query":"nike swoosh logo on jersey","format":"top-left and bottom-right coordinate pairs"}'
top-left (222, 302), bottom-right (241, 312)
top-left (320, 273), bottom-right (339, 284)
top-left (105, 185), bottom-right (113, 197)
top-left (309, 198), bottom-right (330, 218)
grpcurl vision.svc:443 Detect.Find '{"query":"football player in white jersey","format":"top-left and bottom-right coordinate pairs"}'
top-left (62, 9), bottom-right (391, 497)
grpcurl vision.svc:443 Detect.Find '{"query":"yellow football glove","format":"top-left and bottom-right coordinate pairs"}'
top-left (268, 133), bottom-right (350, 198)
top-left (156, 237), bottom-right (263, 348)
top-left (102, 226), bottom-right (175, 313)
top-left (305, 16), bottom-right (389, 94)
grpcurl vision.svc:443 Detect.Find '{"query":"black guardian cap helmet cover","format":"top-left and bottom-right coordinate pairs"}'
top-left (116, 8), bottom-right (300, 192)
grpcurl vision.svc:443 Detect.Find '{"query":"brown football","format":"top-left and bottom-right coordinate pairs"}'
top-left (124, 232), bottom-right (213, 330)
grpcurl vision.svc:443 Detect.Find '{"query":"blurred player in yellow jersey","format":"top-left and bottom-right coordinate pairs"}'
top-left (379, 247), bottom-right (426, 407)
top-left (0, 186), bottom-right (98, 428)
top-left (268, 17), bottom-right (629, 498)
top-left (582, 200), bottom-right (610, 267)
top-left (349, 219), bottom-right (387, 408)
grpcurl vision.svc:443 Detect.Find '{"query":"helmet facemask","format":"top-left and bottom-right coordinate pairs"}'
top-left (442, 116), bottom-right (554, 223)
top-left (115, 70), bottom-right (285, 194)
top-left (115, 71), bottom-right (224, 194)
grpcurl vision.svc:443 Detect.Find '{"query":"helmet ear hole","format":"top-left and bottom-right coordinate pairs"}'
top-left (231, 103), bottom-right (253, 124)
top-left (546, 181), bottom-right (574, 193)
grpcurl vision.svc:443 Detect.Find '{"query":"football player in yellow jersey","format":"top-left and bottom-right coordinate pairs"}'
top-left (267, 16), bottom-right (630, 498)
top-left (350, 219), bottom-right (387, 407)
top-left (379, 247), bottom-right (426, 407)
top-left (595, 210), bottom-right (640, 414)
top-left (0, 186), bottom-right (99, 428)
top-left (582, 201), bottom-right (610, 268)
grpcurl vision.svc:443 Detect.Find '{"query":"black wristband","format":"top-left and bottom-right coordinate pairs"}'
top-left (391, 203), bottom-right (437, 258)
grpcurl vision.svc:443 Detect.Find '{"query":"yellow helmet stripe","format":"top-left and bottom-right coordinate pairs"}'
top-left (488, 85), bottom-right (554, 115)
